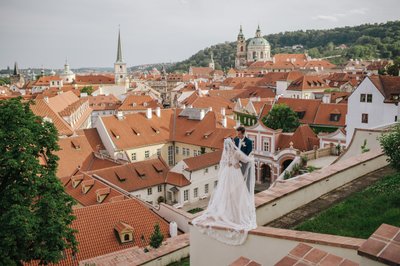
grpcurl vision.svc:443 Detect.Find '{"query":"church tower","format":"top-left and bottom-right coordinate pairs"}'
top-left (114, 28), bottom-right (127, 85)
top-left (235, 25), bottom-right (247, 69)
top-left (209, 52), bottom-right (215, 70)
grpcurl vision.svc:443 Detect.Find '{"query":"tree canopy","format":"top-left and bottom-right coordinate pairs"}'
top-left (380, 122), bottom-right (400, 171)
top-left (262, 103), bottom-right (300, 132)
top-left (168, 21), bottom-right (400, 72)
top-left (81, 86), bottom-right (94, 95)
top-left (0, 98), bottom-right (77, 265)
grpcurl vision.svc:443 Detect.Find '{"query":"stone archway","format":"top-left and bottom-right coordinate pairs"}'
top-left (260, 164), bottom-right (271, 185)
top-left (281, 159), bottom-right (293, 172)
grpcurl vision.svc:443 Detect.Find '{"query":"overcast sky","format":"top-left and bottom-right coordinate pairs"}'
top-left (0, 0), bottom-right (399, 69)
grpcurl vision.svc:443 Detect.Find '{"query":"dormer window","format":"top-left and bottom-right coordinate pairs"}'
top-left (71, 175), bottom-right (84, 188)
top-left (81, 179), bottom-right (95, 194)
top-left (114, 221), bottom-right (134, 244)
top-left (296, 111), bottom-right (305, 119)
top-left (330, 113), bottom-right (341, 122)
top-left (96, 187), bottom-right (111, 203)
top-left (71, 140), bottom-right (80, 150)
top-left (132, 102), bottom-right (137, 107)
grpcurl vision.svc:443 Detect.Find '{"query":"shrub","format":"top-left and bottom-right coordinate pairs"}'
top-left (380, 123), bottom-right (400, 171)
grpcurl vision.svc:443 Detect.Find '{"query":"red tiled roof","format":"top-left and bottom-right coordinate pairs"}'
top-left (314, 103), bottom-right (347, 127)
top-left (50, 199), bottom-right (170, 265)
top-left (88, 94), bottom-right (121, 111)
top-left (369, 75), bottom-right (400, 103)
top-left (288, 76), bottom-right (331, 91)
top-left (65, 173), bottom-right (126, 207)
top-left (277, 98), bottom-right (321, 124)
top-left (277, 124), bottom-right (319, 151)
top-left (182, 94), bottom-right (234, 115)
top-left (208, 89), bottom-right (247, 100)
top-left (234, 86), bottom-right (276, 100)
top-left (100, 109), bottom-right (174, 150)
top-left (165, 172), bottom-right (191, 187)
top-left (85, 158), bottom-right (169, 192)
top-left (75, 74), bottom-right (115, 85)
top-left (183, 150), bottom-right (222, 171)
top-left (118, 95), bottom-right (161, 112)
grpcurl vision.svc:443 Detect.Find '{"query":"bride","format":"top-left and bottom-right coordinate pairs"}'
top-left (192, 138), bottom-right (257, 245)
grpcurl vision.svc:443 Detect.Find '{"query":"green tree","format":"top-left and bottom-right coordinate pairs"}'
top-left (81, 86), bottom-right (94, 95)
top-left (0, 98), bottom-right (77, 265)
top-left (379, 122), bottom-right (400, 171)
top-left (149, 223), bottom-right (164, 249)
top-left (262, 104), bottom-right (300, 132)
top-left (0, 77), bottom-right (11, 85)
top-left (387, 57), bottom-right (400, 76)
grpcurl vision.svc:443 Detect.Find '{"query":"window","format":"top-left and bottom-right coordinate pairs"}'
top-left (214, 165), bottom-right (218, 170)
top-left (120, 65), bottom-right (122, 69)
top-left (395, 116), bottom-right (398, 122)
top-left (120, 75), bottom-right (123, 78)
top-left (360, 94), bottom-right (366, 102)
top-left (124, 234), bottom-right (130, 241)
top-left (182, 148), bottom-right (186, 156)
top-left (263, 140), bottom-right (269, 152)
top-left (205, 184), bottom-right (209, 194)
top-left (214, 180), bottom-right (218, 188)
top-left (158, 185), bottom-right (162, 192)
top-left (330, 114), bottom-right (341, 122)
top-left (175, 146), bottom-right (179, 154)
top-left (147, 188), bottom-right (152, 195)
top-left (186, 148), bottom-right (190, 157)
top-left (168, 146), bottom-right (174, 165)
top-left (184, 189), bottom-right (189, 201)
top-left (157, 148), bottom-right (161, 157)
top-left (145, 150), bottom-right (150, 158)
top-left (296, 111), bottom-right (305, 119)
top-left (194, 150), bottom-right (197, 156)
top-left (131, 153), bottom-right (136, 161)
top-left (204, 168), bottom-right (208, 174)
top-left (367, 94), bottom-right (373, 103)
top-left (362, 113), bottom-right (369, 124)
top-left (194, 188), bottom-right (198, 198)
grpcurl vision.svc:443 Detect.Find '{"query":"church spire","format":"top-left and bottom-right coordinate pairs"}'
top-left (238, 25), bottom-right (244, 39)
top-left (256, 25), bottom-right (261, 38)
top-left (116, 27), bottom-right (123, 63)
top-left (13, 62), bottom-right (19, 76)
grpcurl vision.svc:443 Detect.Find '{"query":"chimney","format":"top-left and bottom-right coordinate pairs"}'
top-left (146, 108), bottom-right (152, 119)
top-left (182, 104), bottom-right (186, 109)
top-left (235, 120), bottom-right (240, 128)
top-left (44, 96), bottom-right (49, 103)
top-left (155, 107), bottom-right (161, 117)
top-left (272, 57), bottom-right (276, 63)
top-left (170, 221), bottom-right (178, 237)
top-left (116, 111), bottom-right (124, 120)
top-left (199, 109), bottom-right (205, 120)
top-left (208, 107), bottom-right (212, 112)
top-left (221, 107), bottom-right (226, 116)
top-left (222, 116), bottom-right (227, 128)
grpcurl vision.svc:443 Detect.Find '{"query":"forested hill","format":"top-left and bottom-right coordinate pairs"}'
top-left (168, 20), bottom-right (400, 73)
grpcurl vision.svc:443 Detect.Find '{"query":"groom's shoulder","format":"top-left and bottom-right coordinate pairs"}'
top-left (245, 136), bottom-right (252, 142)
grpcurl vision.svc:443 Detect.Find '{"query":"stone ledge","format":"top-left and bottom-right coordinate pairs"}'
top-left (249, 227), bottom-right (365, 250)
top-left (254, 150), bottom-right (385, 208)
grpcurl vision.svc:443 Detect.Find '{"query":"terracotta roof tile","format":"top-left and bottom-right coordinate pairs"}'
top-left (288, 76), bottom-right (331, 91)
top-left (36, 199), bottom-right (170, 265)
top-left (85, 158), bottom-right (169, 192)
top-left (277, 125), bottom-right (319, 151)
top-left (183, 150), bottom-right (222, 171)
top-left (369, 75), bottom-right (400, 103)
top-left (118, 95), bottom-right (162, 111)
top-left (75, 74), bottom-right (115, 84)
top-left (234, 86), bottom-right (276, 100)
top-left (275, 243), bottom-right (358, 266)
top-left (100, 109), bottom-right (173, 150)
top-left (314, 103), bottom-right (347, 127)
top-left (277, 98), bottom-right (321, 124)
top-left (88, 94), bottom-right (121, 111)
top-left (165, 172), bottom-right (191, 187)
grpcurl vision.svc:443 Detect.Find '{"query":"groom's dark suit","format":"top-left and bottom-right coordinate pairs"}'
top-left (234, 136), bottom-right (253, 191)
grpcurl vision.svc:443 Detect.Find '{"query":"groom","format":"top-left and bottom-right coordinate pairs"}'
top-left (234, 126), bottom-right (253, 191)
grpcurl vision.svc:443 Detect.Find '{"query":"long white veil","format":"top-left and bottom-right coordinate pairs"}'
top-left (192, 138), bottom-right (257, 245)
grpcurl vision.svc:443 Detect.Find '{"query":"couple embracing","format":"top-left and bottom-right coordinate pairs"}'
top-left (192, 126), bottom-right (257, 245)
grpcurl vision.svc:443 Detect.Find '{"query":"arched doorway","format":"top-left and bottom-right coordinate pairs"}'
top-left (281, 159), bottom-right (293, 172)
top-left (261, 164), bottom-right (271, 185)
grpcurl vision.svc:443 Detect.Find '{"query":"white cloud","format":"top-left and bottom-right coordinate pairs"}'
top-left (312, 15), bottom-right (338, 22)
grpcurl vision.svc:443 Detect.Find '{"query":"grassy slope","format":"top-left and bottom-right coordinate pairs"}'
top-left (295, 172), bottom-right (400, 239)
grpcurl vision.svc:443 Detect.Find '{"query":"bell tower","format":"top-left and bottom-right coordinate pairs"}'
top-left (114, 28), bottom-right (127, 85)
top-left (235, 25), bottom-right (247, 69)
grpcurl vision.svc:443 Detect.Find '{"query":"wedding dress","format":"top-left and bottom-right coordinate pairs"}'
top-left (192, 138), bottom-right (257, 245)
